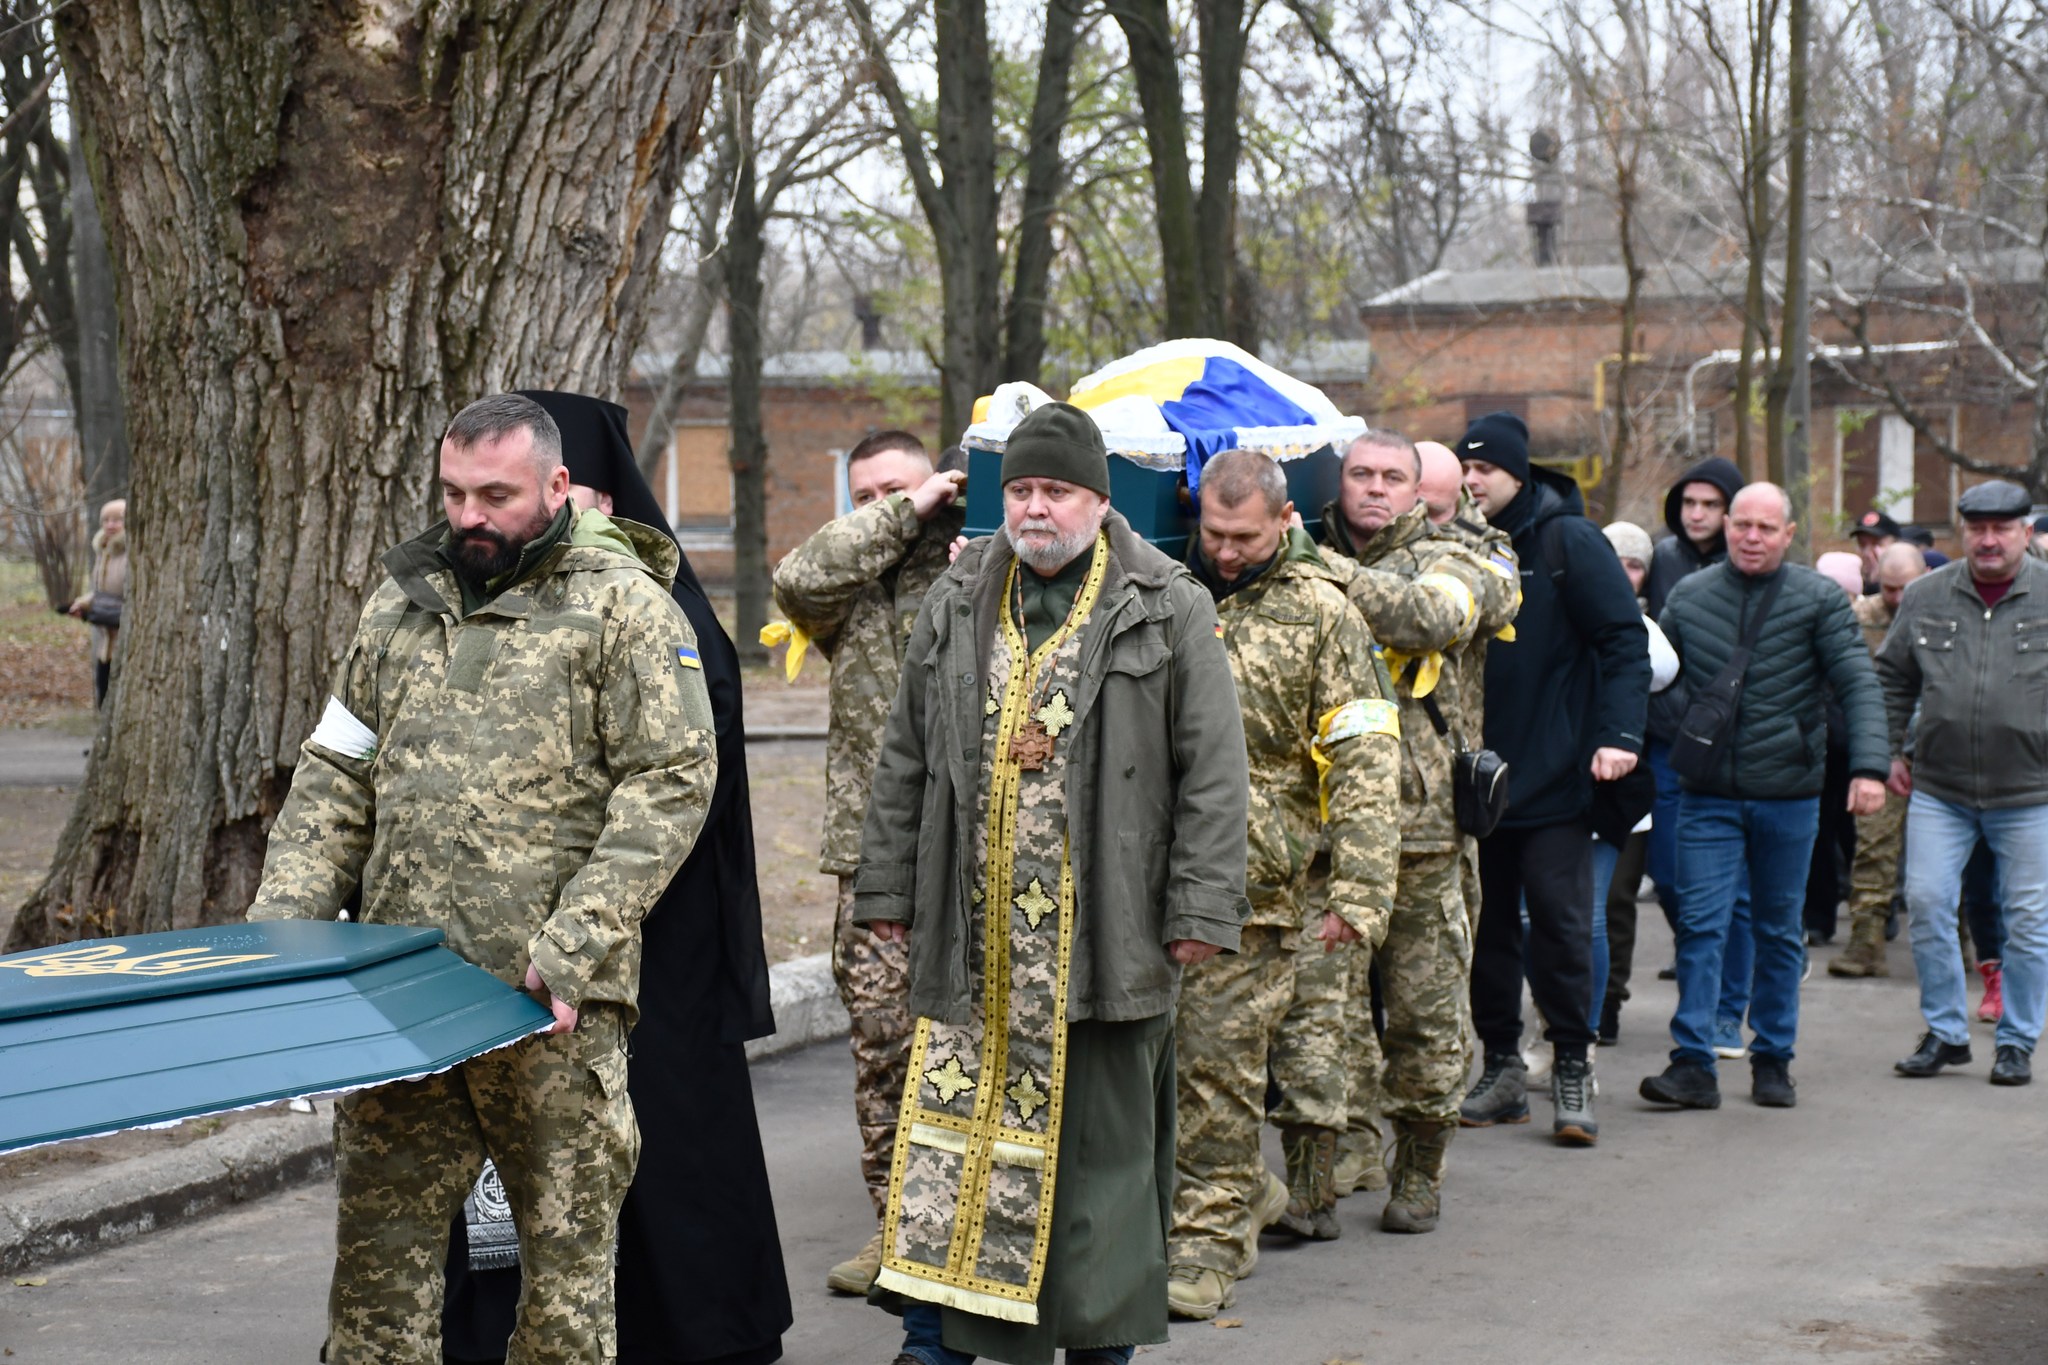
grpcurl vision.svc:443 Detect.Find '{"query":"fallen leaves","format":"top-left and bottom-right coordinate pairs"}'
top-left (1212, 1317), bottom-right (1243, 1329)
top-left (12, 1276), bottom-right (46, 1287)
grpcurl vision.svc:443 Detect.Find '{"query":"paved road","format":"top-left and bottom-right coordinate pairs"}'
top-left (0, 729), bottom-right (86, 788)
top-left (3, 913), bottom-right (2044, 1363)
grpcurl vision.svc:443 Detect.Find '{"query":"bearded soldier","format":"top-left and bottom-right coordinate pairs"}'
top-left (1320, 429), bottom-right (1520, 1232)
top-left (249, 394), bottom-right (716, 1364)
top-left (854, 402), bottom-right (1249, 1365)
top-left (769, 429), bottom-right (966, 1293)
top-left (1165, 450), bottom-right (1401, 1321)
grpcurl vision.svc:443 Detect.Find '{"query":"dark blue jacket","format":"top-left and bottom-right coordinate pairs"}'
top-left (1481, 466), bottom-right (1651, 829)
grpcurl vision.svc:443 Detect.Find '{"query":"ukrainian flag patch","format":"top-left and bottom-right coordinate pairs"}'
top-left (676, 645), bottom-right (702, 670)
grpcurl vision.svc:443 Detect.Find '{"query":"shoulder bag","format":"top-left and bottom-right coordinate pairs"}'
top-left (1669, 570), bottom-right (1786, 785)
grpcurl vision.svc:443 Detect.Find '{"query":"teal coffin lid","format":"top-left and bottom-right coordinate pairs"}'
top-left (0, 922), bottom-right (554, 1152)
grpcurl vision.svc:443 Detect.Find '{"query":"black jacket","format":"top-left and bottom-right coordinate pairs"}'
top-left (1643, 456), bottom-right (1743, 618)
top-left (1481, 465), bottom-right (1652, 829)
top-left (1660, 561), bottom-right (1890, 799)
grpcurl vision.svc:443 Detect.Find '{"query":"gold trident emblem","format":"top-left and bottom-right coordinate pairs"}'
top-left (0, 944), bottom-right (278, 978)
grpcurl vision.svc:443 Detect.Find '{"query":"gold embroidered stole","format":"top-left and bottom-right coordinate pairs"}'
top-left (875, 535), bottom-right (1109, 1323)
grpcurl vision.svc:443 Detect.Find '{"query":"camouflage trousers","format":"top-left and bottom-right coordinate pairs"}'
top-left (1848, 789), bottom-right (1907, 933)
top-left (1348, 850), bottom-right (1474, 1133)
top-left (1171, 925), bottom-right (1344, 1269)
top-left (327, 1005), bottom-right (637, 1365)
top-left (833, 875), bottom-right (912, 1218)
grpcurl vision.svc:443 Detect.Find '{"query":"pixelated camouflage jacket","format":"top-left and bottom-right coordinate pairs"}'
top-left (850, 510), bottom-right (1251, 1025)
top-left (770, 492), bottom-right (965, 876)
top-left (1322, 501), bottom-right (1521, 854)
top-left (1217, 528), bottom-right (1401, 941)
top-left (247, 510), bottom-right (717, 1026)
top-left (1439, 495), bottom-right (1519, 754)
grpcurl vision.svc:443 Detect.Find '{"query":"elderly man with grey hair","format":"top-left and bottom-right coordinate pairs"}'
top-left (1643, 482), bottom-right (1889, 1113)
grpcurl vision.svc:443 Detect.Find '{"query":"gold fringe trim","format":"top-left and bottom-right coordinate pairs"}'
top-left (875, 1267), bottom-right (1042, 1325)
top-left (990, 1139), bottom-right (1046, 1170)
top-left (909, 1122), bottom-right (970, 1156)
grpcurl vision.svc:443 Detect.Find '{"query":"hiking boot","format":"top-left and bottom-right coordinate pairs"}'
top-left (1895, 1032), bottom-right (1972, 1077)
top-left (1333, 1129), bottom-right (1387, 1196)
top-left (1275, 1126), bottom-right (1341, 1241)
top-left (1990, 1045), bottom-right (2033, 1086)
top-left (1828, 920), bottom-right (1890, 977)
top-left (1639, 1061), bottom-right (1722, 1109)
top-left (1166, 1264), bottom-right (1233, 1320)
top-left (1235, 1168), bottom-right (1286, 1276)
top-left (1459, 1053), bottom-right (1530, 1127)
top-left (1751, 1055), bottom-right (1796, 1108)
top-left (1379, 1119), bottom-right (1451, 1234)
top-left (1978, 961), bottom-right (2005, 1023)
top-left (1552, 1056), bottom-right (1598, 1145)
top-left (827, 1227), bottom-right (884, 1295)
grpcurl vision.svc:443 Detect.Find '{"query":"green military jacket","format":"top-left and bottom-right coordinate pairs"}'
top-left (1218, 529), bottom-right (1401, 941)
top-left (1323, 501), bottom-right (1521, 854)
top-left (851, 511), bottom-right (1251, 1024)
top-left (248, 510), bottom-right (717, 1025)
top-left (770, 492), bottom-right (964, 876)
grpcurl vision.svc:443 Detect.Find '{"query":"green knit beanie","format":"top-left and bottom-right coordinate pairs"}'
top-left (1001, 401), bottom-right (1111, 497)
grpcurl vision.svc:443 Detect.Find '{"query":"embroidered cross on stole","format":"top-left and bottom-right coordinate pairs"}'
top-left (875, 534), bottom-right (1109, 1323)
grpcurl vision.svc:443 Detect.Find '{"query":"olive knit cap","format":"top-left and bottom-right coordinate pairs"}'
top-left (1001, 401), bottom-right (1111, 497)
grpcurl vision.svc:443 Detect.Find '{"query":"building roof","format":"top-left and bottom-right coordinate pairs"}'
top-left (629, 348), bottom-right (938, 386)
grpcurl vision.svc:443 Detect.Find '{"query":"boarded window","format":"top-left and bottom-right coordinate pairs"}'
top-left (1837, 408), bottom-right (1955, 528)
top-left (652, 422), bottom-right (731, 530)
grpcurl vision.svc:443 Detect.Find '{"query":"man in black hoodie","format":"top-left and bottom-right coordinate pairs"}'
top-left (1644, 456), bottom-right (1743, 618)
top-left (1454, 413), bottom-right (1651, 1148)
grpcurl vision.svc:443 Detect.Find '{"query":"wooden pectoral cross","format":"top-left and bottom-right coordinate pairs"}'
top-left (1008, 719), bottom-right (1055, 771)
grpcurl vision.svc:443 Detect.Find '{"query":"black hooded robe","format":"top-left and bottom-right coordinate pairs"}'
top-left (441, 392), bottom-right (790, 1365)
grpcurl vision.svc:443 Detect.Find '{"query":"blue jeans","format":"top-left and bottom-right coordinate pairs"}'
top-left (1590, 836), bottom-right (1618, 1023)
top-left (899, 1304), bottom-right (1133, 1365)
top-left (1670, 792), bottom-right (1820, 1069)
top-left (1904, 792), bottom-right (2048, 1053)
top-left (1646, 741), bottom-right (1681, 929)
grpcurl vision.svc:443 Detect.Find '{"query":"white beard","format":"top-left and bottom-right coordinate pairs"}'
top-left (1012, 508), bottom-right (1105, 574)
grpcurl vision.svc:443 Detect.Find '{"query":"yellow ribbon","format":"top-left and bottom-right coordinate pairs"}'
top-left (1381, 647), bottom-right (1444, 698)
top-left (757, 620), bottom-right (811, 682)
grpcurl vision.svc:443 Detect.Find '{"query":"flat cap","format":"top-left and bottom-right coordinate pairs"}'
top-left (1851, 508), bottom-right (1902, 539)
top-left (1957, 479), bottom-right (2032, 520)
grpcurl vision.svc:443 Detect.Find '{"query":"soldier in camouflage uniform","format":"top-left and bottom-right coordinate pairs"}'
top-left (1321, 431), bottom-right (1520, 1234)
top-left (1833, 542), bottom-right (1927, 978)
top-left (247, 395), bottom-right (716, 1365)
top-left (767, 429), bottom-right (966, 1292)
top-left (1165, 451), bottom-right (1401, 1319)
top-left (1438, 485), bottom-right (1518, 939)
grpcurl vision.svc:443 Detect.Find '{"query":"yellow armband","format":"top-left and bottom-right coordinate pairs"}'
top-left (757, 619), bottom-right (812, 682)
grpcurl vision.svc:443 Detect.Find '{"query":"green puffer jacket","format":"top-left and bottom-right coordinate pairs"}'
top-left (1659, 560), bottom-right (1889, 798)
top-left (851, 511), bottom-right (1251, 1024)
top-left (249, 510), bottom-right (717, 1026)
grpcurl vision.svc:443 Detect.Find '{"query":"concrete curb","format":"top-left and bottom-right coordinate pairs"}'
top-left (1, 954), bottom-right (848, 1272)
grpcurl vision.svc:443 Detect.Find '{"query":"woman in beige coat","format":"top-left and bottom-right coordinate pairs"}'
top-left (67, 498), bottom-right (125, 705)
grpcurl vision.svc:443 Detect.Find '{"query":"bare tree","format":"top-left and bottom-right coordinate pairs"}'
top-left (10, 0), bottom-right (734, 951)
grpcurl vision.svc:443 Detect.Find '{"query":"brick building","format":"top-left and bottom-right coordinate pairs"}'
top-left (1355, 261), bottom-right (2040, 545)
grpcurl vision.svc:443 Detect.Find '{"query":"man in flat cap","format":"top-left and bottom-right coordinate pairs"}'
top-left (854, 400), bottom-right (1249, 1365)
top-left (1877, 479), bottom-right (2048, 1087)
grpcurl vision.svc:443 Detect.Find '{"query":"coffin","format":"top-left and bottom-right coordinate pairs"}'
top-left (0, 921), bottom-right (553, 1153)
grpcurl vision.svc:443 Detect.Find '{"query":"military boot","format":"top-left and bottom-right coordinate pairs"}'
top-left (1274, 1125), bottom-right (1341, 1241)
top-left (827, 1227), bottom-right (884, 1294)
top-left (1332, 1128), bottom-right (1387, 1196)
top-left (1828, 917), bottom-right (1890, 978)
top-left (1379, 1119), bottom-right (1452, 1234)
top-left (1166, 1264), bottom-right (1235, 1319)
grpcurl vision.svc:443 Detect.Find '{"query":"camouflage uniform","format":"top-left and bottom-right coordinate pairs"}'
top-left (250, 509), bottom-right (715, 1365)
top-left (1323, 501), bottom-right (1520, 1207)
top-left (1838, 592), bottom-right (1904, 975)
top-left (1171, 530), bottom-right (1400, 1271)
top-left (770, 491), bottom-right (962, 1214)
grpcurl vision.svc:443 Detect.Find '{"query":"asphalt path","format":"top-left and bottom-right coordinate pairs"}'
top-left (3, 910), bottom-right (2045, 1363)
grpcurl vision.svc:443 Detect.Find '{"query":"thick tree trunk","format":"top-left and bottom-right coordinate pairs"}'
top-left (724, 9), bottom-right (771, 667)
top-left (1195, 0), bottom-right (1247, 345)
top-left (1001, 0), bottom-right (1083, 385)
top-left (70, 131), bottom-right (128, 512)
top-left (1113, 0), bottom-right (1207, 338)
top-left (10, 0), bottom-right (732, 951)
top-left (931, 0), bottom-right (1000, 442)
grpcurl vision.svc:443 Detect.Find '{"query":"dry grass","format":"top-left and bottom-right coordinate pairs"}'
top-left (0, 558), bottom-right (94, 729)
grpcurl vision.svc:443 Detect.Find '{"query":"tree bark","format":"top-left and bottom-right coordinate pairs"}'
top-left (69, 130), bottom-right (128, 512)
top-left (723, 4), bottom-right (771, 666)
top-left (1195, 0), bottom-right (1248, 346)
top-left (1112, 0), bottom-right (1206, 337)
top-left (10, 0), bottom-right (733, 951)
top-left (1001, 0), bottom-right (1083, 385)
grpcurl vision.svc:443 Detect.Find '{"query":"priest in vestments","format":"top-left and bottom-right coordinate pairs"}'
top-left (852, 402), bottom-right (1250, 1365)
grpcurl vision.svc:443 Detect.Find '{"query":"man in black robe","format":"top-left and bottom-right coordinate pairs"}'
top-left (441, 390), bottom-right (790, 1365)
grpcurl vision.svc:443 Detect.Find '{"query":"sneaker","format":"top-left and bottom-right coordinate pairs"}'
top-left (1552, 1056), bottom-right (1598, 1145)
top-left (1657, 963), bottom-right (1677, 980)
top-left (1521, 1036), bottom-right (1554, 1087)
top-left (1801, 952), bottom-right (1813, 983)
top-left (1990, 1044), bottom-right (2033, 1086)
top-left (1166, 1264), bottom-right (1233, 1320)
top-left (828, 1228), bottom-right (885, 1295)
top-left (1894, 1032), bottom-right (1973, 1077)
top-left (1639, 1061), bottom-right (1722, 1109)
top-left (1751, 1055), bottom-right (1796, 1108)
top-left (1712, 1018), bottom-right (1746, 1060)
top-left (1459, 1053), bottom-right (1530, 1127)
top-left (1978, 961), bottom-right (2005, 1023)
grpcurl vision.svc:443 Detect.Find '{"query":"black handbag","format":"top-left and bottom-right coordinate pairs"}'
top-left (84, 591), bottom-right (122, 629)
top-left (1669, 570), bottom-right (1785, 785)
top-left (1421, 691), bottom-right (1510, 838)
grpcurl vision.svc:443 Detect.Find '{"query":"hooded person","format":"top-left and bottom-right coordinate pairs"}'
top-left (441, 390), bottom-right (790, 1365)
top-left (1643, 456), bottom-right (1744, 617)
